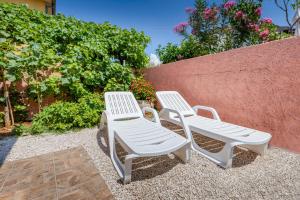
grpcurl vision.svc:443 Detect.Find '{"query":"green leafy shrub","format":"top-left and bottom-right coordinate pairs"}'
top-left (0, 112), bottom-right (4, 128)
top-left (156, 36), bottom-right (207, 63)
top-left (30, 94), bottom-right (104, 134)
top-left (12, 124), bottom-right (31, 136)
top-left (0, 3), bottom-right (150, 130)
top-left (156, 43), bottom-right (181, 64)
top-left (103, 63), bottom-right (134, 92)
top-left (104, 78), bottom-right (130, 92)
top-left (104, 63), bottom-right (134, 87)
top-left (13, 105), bottom-right (28, 122)
top-left (130, 77), bottom-right (156, 103)
top-left (78, 93), bottom-right (104, 112)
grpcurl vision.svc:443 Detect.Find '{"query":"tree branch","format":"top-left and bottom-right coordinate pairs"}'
top-left (274, 0), bottom-right (292, 30)
top-left (275, 0), bottom-right (286, 11)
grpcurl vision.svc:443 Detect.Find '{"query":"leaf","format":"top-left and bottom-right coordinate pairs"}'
top-left (7, 60), bottom-right (17, 68)
top-left (0, 61), bottom-right (5, 67)
top-left (0, 30), bottom-right (10, 38)
top-left (5, 73), bottom-right (16, 82)
top-left (30, 89), bottom-right (37, 94)
top-left (61, 78), bottom-right (70, 85)
top-left (41, 82), bottom-right (47, 92)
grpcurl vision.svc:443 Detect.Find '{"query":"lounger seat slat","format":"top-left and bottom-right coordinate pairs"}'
top-left (185, 116), bottom-right (263, 137)
top-left (113, 118), bottom-right (185, 154)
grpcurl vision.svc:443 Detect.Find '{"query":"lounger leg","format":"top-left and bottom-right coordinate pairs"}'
top-left (174, 144), bottom-right (191, 163)
top-left (123, 155), bottom-right (133, 184)
top-left (106, 126), bottom-right (126, 180)
top-left (192, 139), bottom-right (240, 168)
top-left (109, 136), bottom-right (134, 184)
top-left (219, 143), bottom-right (235, 168)
top-left (242, 143), bottom-right (268, 156)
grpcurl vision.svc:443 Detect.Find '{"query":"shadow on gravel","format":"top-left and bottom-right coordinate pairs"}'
top-left (96, 126), bottom-right (181, 183)
top-left (162, 120), bottom-right (258, 168)
top-left (232, 147), bottom-right (258, 168)
top-left (0, 136), bottom-right (17, 166)
top-left (96, 127), bottom-right (110, 157)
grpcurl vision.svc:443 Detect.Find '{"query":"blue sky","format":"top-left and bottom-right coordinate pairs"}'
top-left (57, 0), bottom-right (295, 54)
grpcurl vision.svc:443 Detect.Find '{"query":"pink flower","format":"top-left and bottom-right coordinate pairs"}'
top-left (203, 8), bottom-right (212, 19)
top-left (203, 7), bottom-right (218, 20)
top-left (185, 7), bottom-right (196, 14)
top-left (255, 7), bottom-right (262, 16)
top-left (173, 22), bottom-right (189, 33)
top-left (224, 1), bottom-right (235, 9)
top-left (259, 29), bottom-right (269, 39)
top-left (235, 10), bottom-right (244, 19)
top-left (248, 23), bottom-right (260, 32)
top-left (261, 18), bottom-right (272, 24)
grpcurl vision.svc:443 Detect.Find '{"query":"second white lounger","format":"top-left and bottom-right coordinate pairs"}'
top-left (156, 91), bottom-right (272, 168)
top-left (100, 92), bottom-right (191, 184)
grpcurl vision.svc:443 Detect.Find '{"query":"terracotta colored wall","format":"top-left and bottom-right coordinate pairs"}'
top-left (0, 80), bottom-right (56, 119)
top-left (145, 37), bottom-right (300, 153)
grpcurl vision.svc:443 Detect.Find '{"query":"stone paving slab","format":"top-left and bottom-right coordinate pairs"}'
top-left (0, 147), bottom-right (113, 200)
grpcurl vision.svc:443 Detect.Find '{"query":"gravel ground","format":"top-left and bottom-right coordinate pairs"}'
top-left (0, 121), bottom-right (299, 200)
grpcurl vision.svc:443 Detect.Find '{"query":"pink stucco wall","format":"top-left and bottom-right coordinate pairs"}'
top-left (145, 37), bottom-right (300, 153)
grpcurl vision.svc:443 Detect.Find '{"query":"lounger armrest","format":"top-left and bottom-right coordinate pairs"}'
top-left (192, 105), bottom-right (221, 121)
top-left (142, 107), bottom-right (161, 125)
top-left (101, 110), bottom-right (113, 122)
top-left (100, 110), bottom-right (113, 129)
top-left (161, 108), bottom-right (192, 142)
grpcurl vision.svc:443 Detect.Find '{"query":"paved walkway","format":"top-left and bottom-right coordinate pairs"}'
top-left (0, 147), bottom-right (113, 200)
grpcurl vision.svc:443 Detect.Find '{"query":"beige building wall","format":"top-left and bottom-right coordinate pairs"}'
top-left (0, 0), bottom-right (54, 14)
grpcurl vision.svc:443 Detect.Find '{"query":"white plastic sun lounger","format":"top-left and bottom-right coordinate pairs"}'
top-left (156, 91), bottom-right (272, 168)
top-left (100, 92), bottom-right (191, 184)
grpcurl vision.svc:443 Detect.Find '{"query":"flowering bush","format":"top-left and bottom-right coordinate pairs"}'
top-left (158, 0), bottom-right (290, 64)
top-left (222, 0), bottom-right (277, 44)
top-left (130, 77), bottom-right (156, 104)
